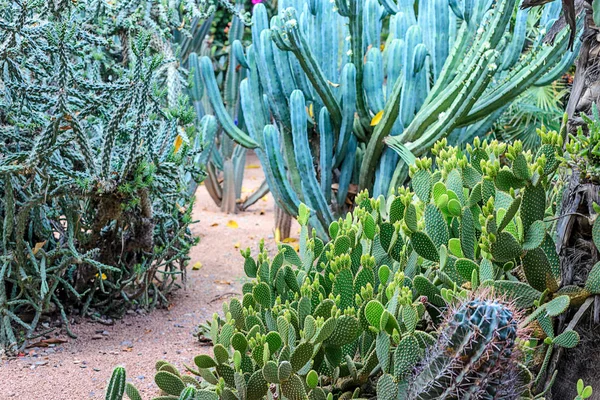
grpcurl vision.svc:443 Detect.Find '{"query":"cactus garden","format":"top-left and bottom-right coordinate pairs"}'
top-left (2, 0), bottom-right (600, 399)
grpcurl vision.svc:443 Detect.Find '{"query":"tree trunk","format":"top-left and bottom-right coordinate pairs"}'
top-left (550, 2), bottom-right (600, 398)
top-left (274, 205), bottom-right (292, 241)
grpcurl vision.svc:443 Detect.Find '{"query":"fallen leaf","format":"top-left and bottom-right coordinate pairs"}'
top-left (33, 241), bottom-right (46, 255)
top-left (192, 262), bottom-right (203, 271)
top-left (246, 164), bottom-right (261, 169)
top-left (371, 110), bottom-right (384, 126)
top-left (328, 80), bottom-right (340, 88)
top-left (234, 241), bottom-right (241, 249)
top-left (275, 228), bottom-right (281, 243)
top-left (211, 223), bottom-right (219, 227)
top-left (95, 273), bottom-right (107, 280)
top-left (214, 280), bottom-right (232, 285)
top-left (173, 135), bottom-right (183, 153)
top-left (262, 196), bottom-right (268, 202)
top-left (227, 220), bottom-right (239, 229)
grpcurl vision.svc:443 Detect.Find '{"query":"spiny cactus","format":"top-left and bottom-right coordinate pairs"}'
top-left (0, 0), bottom-right (240, 353)
top-left (106, 367), bottom-right (127, 400)
top-left (201, 0), bottom-right (579, 235)
top-left (405, 296), bottom-right (523, 399)
top-left (104, 130), bottom-right (584, 398)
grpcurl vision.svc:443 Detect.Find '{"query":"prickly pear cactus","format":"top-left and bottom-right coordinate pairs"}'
top-left (105, 131), bottom-right (579, 399)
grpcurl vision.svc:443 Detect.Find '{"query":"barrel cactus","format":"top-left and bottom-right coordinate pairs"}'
top-left (405, 297), bottom-right (523, 399)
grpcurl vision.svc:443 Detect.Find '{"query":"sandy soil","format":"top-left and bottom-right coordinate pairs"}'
top-left (0, 153), bottom-right (299, 399)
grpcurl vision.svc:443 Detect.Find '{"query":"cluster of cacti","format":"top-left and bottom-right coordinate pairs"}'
top-left (188, 1), bottom-right (270, 214)
top-left (565, 104), bottom-right (600, 181)
top-left (103, 128), bottom-right (592, 399)
top-left (200, 0), bottom-right (580, 235)
top-left (0, 0), bottom-right (232, 352)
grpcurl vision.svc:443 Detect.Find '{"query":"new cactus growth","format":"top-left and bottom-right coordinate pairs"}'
top-left (202, 0), bottom-right (579, 235)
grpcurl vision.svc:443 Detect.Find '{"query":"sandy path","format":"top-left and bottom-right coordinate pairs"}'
top-left (0, 153), bottom-right (298, 399)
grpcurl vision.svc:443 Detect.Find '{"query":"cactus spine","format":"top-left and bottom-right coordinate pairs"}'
top-left (406, 298), bottom-right (522, 399)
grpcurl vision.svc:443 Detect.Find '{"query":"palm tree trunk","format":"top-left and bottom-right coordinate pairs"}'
top-left (549, 2), bottom-right (600, 398)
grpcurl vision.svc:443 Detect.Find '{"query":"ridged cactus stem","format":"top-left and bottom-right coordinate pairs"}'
top-left (346, 0), bottom-right (371, 132)
top-left (105, 367), bottom-right (126, 400)
top-left (407, 297), bottom-right (522, 400)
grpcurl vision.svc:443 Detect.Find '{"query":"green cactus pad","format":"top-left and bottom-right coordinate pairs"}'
top-left (522, 247), bottom-right (558, 292)
top-left (246, 370), bottom-right (269, 400)
top-left (521, 184), bottom-right (546, 229)
top-left (413, 275), bottom-right (444, 306)
top-left (278, 360), bottom-right (293, 382)
top-left (393, 335), bottom-right (421, 378)
top-left (262, 360), bottom-right (280, 383)
top-left (455, 258), bottom-right (479, 281)
top-left (523, 220), bottom-right (545, 251)
top-left (491, 231), bottom-right (522, 263)
top-left (585, 262), bottom-right (600, 294)
top-left (424, 204), bottom-right (449, 248)
top-left (281, 374), bottom-right (307, 400)
top-left (125, 383), bottom-right (142, 400)
top-left (290, 342), bottom-right (314, 372)
top-left (412, 169), bottom-right (433, 202)
top-left (154, 371), bottom-right (184, 396)
top-left (411, 232), bottom-right (440, 262)
top-left (553, 330), bottom-right (580, 348)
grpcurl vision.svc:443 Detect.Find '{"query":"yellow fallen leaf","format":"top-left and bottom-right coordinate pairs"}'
top-left (371, 110), bottom-right (384, 126)
top-left (33, 241), bottom-right (46, 255)
top-left (380, 44), bottom-right (385, 52)
top-left (192, 262), bottom-right (203, 271)
top-left (307, 103), bottom-right (314, 119)
top-left (234, 241), bottom-right (241, 248)
top-left (227, 220), bottom-right (239, 229)
top-left (246, 164), bottom-right (261, 169)
top-left (173, 135), bottom-right (183, 153)
top-left (275, 228), bottom-right (281, 243)
top-left (95, 273), bottom-right (107, 280)
top-left (282, 237), bottom-right (298, 243)
top-left (294, 244), bottom-right (300, 252)
top-left (261, 196), bottom-right (268, 202)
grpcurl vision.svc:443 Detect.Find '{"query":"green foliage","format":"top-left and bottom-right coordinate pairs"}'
top-left (0, 0), bottom-right (230, 352)
top-left (106, 367), bottom-right (127, 400)
top-left (565, 104), bottom-right (600, 181)
top-left (201, 0), bottom-right (577, 235)
top-left (104, 130), bottom-right (589, 399)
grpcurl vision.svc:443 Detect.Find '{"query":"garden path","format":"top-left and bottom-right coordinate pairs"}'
top-left (0, 153), bottom-right (298, 399)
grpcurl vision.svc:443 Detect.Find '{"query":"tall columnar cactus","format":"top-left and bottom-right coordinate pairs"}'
top-left (405, 297), bottom-right (522, 399)
top-left (188, 0), bottom-right (270, 214)
top-left (202, 0), bottom-right (579, 236)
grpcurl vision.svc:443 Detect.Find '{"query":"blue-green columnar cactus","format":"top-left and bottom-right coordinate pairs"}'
top-left (405, 297), bottom-right (521, 399)
top-left (201, 0), bottom-right (579, 236)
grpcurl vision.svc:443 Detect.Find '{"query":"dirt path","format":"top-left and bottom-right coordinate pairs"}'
top-left (0, 154), bottom-right (298, 399)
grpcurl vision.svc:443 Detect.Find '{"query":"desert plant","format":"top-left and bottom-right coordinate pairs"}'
top-left (200, 0), bottom-right (579, 237)
top-left (104, 129), bottom-right (593, 399)
top-left (0, 0), bottom-right (231, 352)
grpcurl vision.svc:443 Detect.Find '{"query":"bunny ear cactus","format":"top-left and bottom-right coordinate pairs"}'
top-left (104, 129), bottom-right (581, 398)
top-left (201, 0), bottom-right (579, 235)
